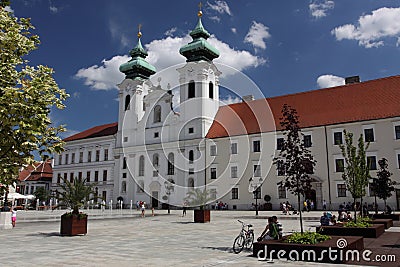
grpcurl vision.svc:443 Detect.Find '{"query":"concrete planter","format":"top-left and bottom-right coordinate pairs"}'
top-left (372, 213), bottom-right (400, 221)
top-left (194, 209), bottom-right (210, 223)
top-left (372, 219), bottom-right (393, 229)
top-left (60, 214), bottom-right (88, 236)
top-left (253, 235), bottom-right (364, 264)
top-left (316, 224), bottom-right (385, 238)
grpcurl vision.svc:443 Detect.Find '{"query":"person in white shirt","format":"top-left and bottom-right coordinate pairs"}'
top-left (11, 208), bottom-right (17, 228)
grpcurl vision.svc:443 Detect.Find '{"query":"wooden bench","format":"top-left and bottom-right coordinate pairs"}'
top-left (372, 218), bottom-right (393, 229)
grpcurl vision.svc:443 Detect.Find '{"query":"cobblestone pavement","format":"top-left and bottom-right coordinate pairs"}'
top-left (1, 210), bottom-right (391, 267)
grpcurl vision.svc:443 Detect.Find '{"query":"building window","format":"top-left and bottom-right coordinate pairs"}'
top-left (65, 154), bottom-right (69, 165)
top-left (79, 152), bottom-right (83, 163)
top-left (364, 128), bottom-right (374, 142)
top-left (278, 185), bottom-right (286, 199)
top-left (333, 132), bottom-right (343, 145)
top-left (78, 172), bottom-right (82, 181)
top-left (253, 140), bottom-right (260, 152)
top-left (71, 153), bottom-right (75, 164)
top-left (86, 171), bottom-right (91, 182)
top-left (277, 161), bottom-right (285, 176)
top-left (152, 153), bottom-right (159, 168)
top-left (335, 159), bottom-right (344, 172)
top-left (231, 143), bottom-right (238, 154)
top-left (95, 150), bottom-right (100, 161)
top-left (231, 188), bottom-right (238, 199)
top-left (253, 186), bottom-right (261, 199)
top-left (87, 151), bottom-right (92, 162)
top-left (337, 184), bottom-right (346, 197)
top-left (122, 173), bottom-right (127, 178)
top-left (139, 156), bottom-right (145, 176)
top-left (153, 105), bottom-right (161, 123)
top-left (398, 153), bottom-right (400, 168)
top-left (57, 174), bottom-right (61, 184)
top-left (189, 150), bottom-right (194, 164)
top-left (303, 135), bottom-right (312, 148)
top-left (125, 95), bottom-right (130, 111)
top-left (188, 80), bottom-right (195, 98)
top-left (210, 145), bottom-right (217, 156)
top-left (69, 173), bottom-right (74, 183)
top-left (231, 166), bottom-right (238, 178)
top-left (395, 125), bottom-right (400, 140)
top-left (367, 156), bottom-right (377, 170)
top-left (104, 149), bottom-right (108, 161)
top-left (189, 168), bottom-right (194, 174)
top-left (188, 178), bottom-right (195, 188)
top-left (103, 170), bottom-right (107, 181)
top-left (121, 181), bottom-right (127, 193)
top-left (210, 167), bottom-right (217, 179)
top-left (94, 171), bottom-right (99, 182)
top-left (369, 183), bottom-right (376, 197)
top-left (210, 189), bottom-right (217, 200)
top-left (58, 154), bottom-right (62, 165)
top-left (154, 132), bottom-right (159, 138)
top-left (63, 173), bottom-right (67, 183)
top-left (168, 153), bottom-right (174, 175)
top-left (277, 138), bottom-right (284, 150)
top-left (209, 82), bottom-right (214, 99)
top-left (123, 137), bottom-right (128, 142)
top-left (253, 165), bottom-right (261, 177)
top-left (122, 157), bottom-right (127, 169)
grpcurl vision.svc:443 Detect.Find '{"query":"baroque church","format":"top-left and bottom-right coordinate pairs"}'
top-left (52, 9), bottom-right (400, 211)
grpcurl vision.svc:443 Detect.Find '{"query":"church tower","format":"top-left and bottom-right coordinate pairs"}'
top-left (117, 27), bottom-right (156, 146)
top-left (177, 5), bottom-right (221, 139)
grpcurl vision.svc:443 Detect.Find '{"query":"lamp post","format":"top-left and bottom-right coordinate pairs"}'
top-left (370, 177), bottom-right (378, 214)
top-left (249, 177), bottom-right (262, 216)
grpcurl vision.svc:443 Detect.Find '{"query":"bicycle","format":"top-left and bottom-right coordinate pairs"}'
top-left (232, 220), bottom-right (254, 254)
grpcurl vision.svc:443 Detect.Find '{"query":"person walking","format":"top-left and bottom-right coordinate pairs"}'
top-left (11, 208), bottom-right (17, 228)
top-left (323, 200), bottom-right (327, 211)
top-left (141, 202), bottom-right (146, 218)
top-left (182, 201), bottom-right (187, 217)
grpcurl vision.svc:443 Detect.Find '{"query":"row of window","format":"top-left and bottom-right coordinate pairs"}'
top-left (58, 149), bottom-right (109, 165)
top-left (56, 170), bottom-right (108, 183)
top-left (334, 125), bottom-right (400, 145)
top-left (334, 155), bottom-right (380, 172)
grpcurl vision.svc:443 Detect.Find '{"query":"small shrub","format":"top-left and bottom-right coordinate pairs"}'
top-left (285, 232), bottom-right (331, 244)
top-left (344, 221), bottom-right (371, 228)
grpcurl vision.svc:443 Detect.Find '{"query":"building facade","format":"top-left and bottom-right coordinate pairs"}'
top-left (52, 11), bottom-right (400, 211)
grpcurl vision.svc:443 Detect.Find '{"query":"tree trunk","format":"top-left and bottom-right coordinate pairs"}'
top-left (384, 199), bottom-right (387, 213)
top-left (298, 194), bottom-right (303, 234)
top-left (360, 196), bottom-right (363, 218)
top-left (354, 198), bottom-right (357, 223)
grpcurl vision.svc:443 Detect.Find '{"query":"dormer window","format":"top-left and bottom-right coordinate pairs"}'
top-left (125, 95), bottom-right (130, 111)
top-left (188, 80), bottom-right (195, 98)
top-left (153, 105), bottom-right (161, 123)
top-left (209, 82), bottom-right (214, 99)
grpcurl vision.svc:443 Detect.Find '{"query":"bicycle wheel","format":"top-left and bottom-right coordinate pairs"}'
top-left (233, 235), bottom-right (245, 254)
top-left (245, 232), bottom-right (254, 249)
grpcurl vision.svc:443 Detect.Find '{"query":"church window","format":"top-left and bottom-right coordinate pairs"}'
top-left (125, 95), bottom-right (130, 111)
top-left (188, 81), bottom-right (195, 98)
top-left (209, 82), bottom-right (214, 99)
top-left (154, 105), bottom-right (161, 123)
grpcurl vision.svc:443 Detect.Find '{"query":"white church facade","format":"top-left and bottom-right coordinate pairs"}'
top-left (52, 11), bottom-right (400, 211)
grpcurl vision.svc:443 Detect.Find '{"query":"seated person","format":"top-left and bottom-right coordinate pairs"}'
top-left (329, 215), bottom-right (337, 226)
top-left (272, 216), bottom-right (283, 239)
top-left (258, 217), bottom-right (279, 241)
top-left (320, 212), bottom-right (330, 226)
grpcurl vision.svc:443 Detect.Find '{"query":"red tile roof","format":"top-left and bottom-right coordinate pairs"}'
top-left (18, 160), bottom-right (53, 182)
top-left (207, 75), bottom-right (400, 139)
top-left (64, 122), bottom-right (118, 142)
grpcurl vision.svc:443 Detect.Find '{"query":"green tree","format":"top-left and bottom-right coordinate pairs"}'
top-left (374, 158), bottom-right (396, 213)
top-left (273, 104), bottom-right (316, 234)
top-left (0, 7), bottom-right (68, 190)
top-left (339, 130), bottom-right (370, 222)
top-left (33, 186), bottom-right (50, 204)
top-left (184, 188), bottom-right (214, 210)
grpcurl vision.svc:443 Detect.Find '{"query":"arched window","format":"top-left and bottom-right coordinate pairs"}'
top-left (153, 105), bottom-right (161, 123)
top-left (121, 181), bottom-right (126, 193)
top-left (167, 153), bottom-right (174, 175)
top-left (139, 155), bottom-right (145, 176)
top-left (153, 153), bottom-right (159, 168)
top-left (188, 178), bottom-right (194, 188)
top-left (189, 150), bottom-right (194, 164)
top-left (188, 80), bottom-right (195, 98)
top-left (125, 95), bottom-right (130, 111)
top-left (209, 82), bottom-right (214, 99)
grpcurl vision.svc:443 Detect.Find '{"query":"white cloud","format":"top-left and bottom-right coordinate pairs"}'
top-left (309, 0), bottom-right (334, 19)
top-left (244, 21), bottom-right (271, 50)
top-left (317, 74), bottom-right (345, 88)
top-left (4, 6), bottom-right (14, 14)
top-left (164, 27), bottom-right (177, 37)
top-left (207, 1), bottom-right (232, 16)
top-left (75, 34), bottom-right (265, 90)
top-left (220, 95), bottom-right (241, 106)
top-left (49, 5), bottom-right (58, 13)
top-left (332, 7), bottom-right (400, 48)
top-left (72, 92), bottom-right (80, 98)
top-left (209, 16), bottom-right (221, 23)
top-left (231, 28), bottom-right (237, 34)
top-left (397, 37), bottom-right (400, 47)
top-left (108, 20), bottom-right (130, 48)
top-left (75, 55), bottom-right (127, 90)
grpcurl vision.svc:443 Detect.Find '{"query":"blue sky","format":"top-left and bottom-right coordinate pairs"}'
top-left (8, 0), bottom-right (400, 137)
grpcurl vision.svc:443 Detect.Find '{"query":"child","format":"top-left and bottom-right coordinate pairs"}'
top-left (11, 208), bottom-right (17, 228)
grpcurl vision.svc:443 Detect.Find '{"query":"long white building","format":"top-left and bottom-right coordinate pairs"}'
top-left (52, 12), bottom-right (400, 211)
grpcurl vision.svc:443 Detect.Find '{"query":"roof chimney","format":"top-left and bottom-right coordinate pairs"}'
top-left (345, 76), bottom-right (360, 85)
top-left (242, 95), bottom-right (254, 102)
